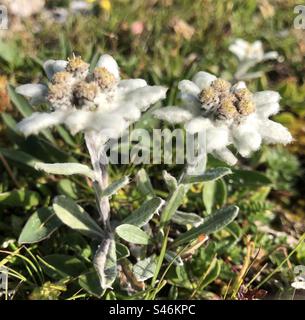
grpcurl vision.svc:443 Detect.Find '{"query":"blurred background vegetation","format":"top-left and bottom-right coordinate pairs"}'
top-left (0, 0), bottom-right (305, 300)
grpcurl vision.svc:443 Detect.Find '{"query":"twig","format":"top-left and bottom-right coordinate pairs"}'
top-left (0, 154), bottom-right (20, 188)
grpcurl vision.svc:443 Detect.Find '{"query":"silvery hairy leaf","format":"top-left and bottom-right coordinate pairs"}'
top-left (115, 224), bottom-right (151, 245)
top-left (35, 162), bottom-right (95, 179)
top-left (53, 196), bottom-right (104, 239)
top-left (100, 176), bottom-right (129, 197)
top-left (133, 255), bottom-right (157, 281)
top-left (171, 210), bottom-right (204, 227)
top-left (162, 170), bottom-right (178, 193)
top-left (122, 197), bottom-right (164, 227)
top-left (94, 235), bottom-right (117, 289)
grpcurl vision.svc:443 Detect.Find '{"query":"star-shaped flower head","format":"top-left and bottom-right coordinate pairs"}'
top-left (154, 71), bottom-right (292, 165)
top-left (16, 54), bottom-right (167, 142)
top-left (229, 38), bottom-right (278, 63)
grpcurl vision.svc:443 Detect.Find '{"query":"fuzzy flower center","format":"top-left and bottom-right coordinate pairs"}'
top-left (48, 83), bottom-right (72, 110)
top-left (46, 56), bottom-right (118, 111)
top-left (73, 81), bottom-right (99, 109)
top-left (198, 79), bottom-right (255, 120)
top-left (93, 67), bottom-right (117, 90)
top-left (66, 56), bottom-right (90, 79)
top-left (51, 71), bottom-right (74, 84)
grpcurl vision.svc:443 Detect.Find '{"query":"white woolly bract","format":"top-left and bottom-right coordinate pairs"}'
top-left (154, 106), bottom-right (193, 124)
top-left (96, 54), bottom-right (120, 80)
top-left (192, 71), bottom-right (217, 90)
top-left (17, 111), bottom-right (69, 136)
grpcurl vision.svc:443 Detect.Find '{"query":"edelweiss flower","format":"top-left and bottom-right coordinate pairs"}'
top-left (229, 38), bottom-right (278, 63)
top-left (16, 54), bottom-right (167, 141)
top-left (154, 71), bottom-right (292, 165)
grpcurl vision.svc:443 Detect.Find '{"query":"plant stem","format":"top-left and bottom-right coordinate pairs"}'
top-left (84, 131), bottom-right (111, 230)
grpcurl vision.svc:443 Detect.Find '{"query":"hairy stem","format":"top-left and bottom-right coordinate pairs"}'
top-left (85, 131), bottom-right (111, 230)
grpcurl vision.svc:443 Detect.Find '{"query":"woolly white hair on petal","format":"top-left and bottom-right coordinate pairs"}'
top-left (43, 59), bottom-right (67, 79)
top-left (65, 111), bottom-right (127, 136)
top-left (118, 79), bottom-right (147, 92)
top-left (206, 126), bottom-right (229, 152)
top-left (17, 111), bottom-right (68, 136)
top-left (124, 86), bottom-right (168, 111)
top-left (154, 107), bottom-right (193, 124)
top-left (291, 281), bottom-right (305, 290)
top-left (116, 104), bottom-right (141, 122)
top-left (213, 148), bottom-right (238, 166)
top-left (229, 39), bottom-right (249, 61)
top-left (64, 110), bottom-right (94, 134)
top-left (231, 81), bottom-right (246, 91)
top-left (256, 102), bottom-right (280, 118)
top-left (92, 114), bottom-right (128, 139)
top-left (192, 71), bottom-right (217, 90)
top-left (258, 120), bottom-right (293, 145)
top-left (53, 60), bottom-right (68, 73)
top-left (178, 80), bottom-right (200, 97)
top-left (16, 84), bottom-right (48, 99)
top-left (94, 94), bottom-right (117, 113)
top-left (262, 51), bottom-right (279, 61)
top-left (252, 40), bottom-right (264, 57)
top-left (253, 91), bottom-right (280, 106)
top-left (231, 115), bottom-right (261, 156)
top-left (96, 54), bottom-right (120, 80)
top-left (184, 117), bottom-right (213, 134)
top-left (233, 129), bottom-right (262, 157)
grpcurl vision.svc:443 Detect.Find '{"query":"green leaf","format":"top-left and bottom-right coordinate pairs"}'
top-left (122, 197), bottom-right (164, 227)
top-left (53, 196), bottom-right (104, 239)
top-left (197, 257), bottom-right (221, 291)
top-left (115, 224), bottom-right (150, 245)
top-left (35, 162), bottom-right (95, 179)
top-left (171, 211), bottom-right (203, 227)
top-left (200, 260), bottom-right (221, 290)
top-left (94, 236), bottom-right (117, 289)
top-left (0, 189), bottom-right (40, 209)
top-left (116, 242), bottom-right (130, 260)
top-left (0, 147), bottom-right (39, 169)
top-left (136, 168), bottom-right (155, 198)
top-left (57, 179), bottom-right (78, 199)
top-left (78, 270), bottom-right (105, 298)
top-left (133, 255), bottom-right (157, 281)
top-left (0, 117), bottom-right (75, 163)
top-left (228, 170), bottom-right (272, 188)
top-left (18, 207), bottom-right (61, 244)
top-left (173, 206), bottom-right (239, 246)
top-left (56, 126), bottom-right (76, 147)
top-left (160, 185), bottom-right (186, 225)
top-left (203, 179), bottom-right (227, 214)
top-left (101, 176), bottom-right (129, 197)
top-left (42, 254), bottom-right (87, 279)
top-left (181, 167), bottom-right (232, 184)
top-left (167, 265), bottom-right (193, 289)
top-left (8, 85), bottom-right (32, 117)
top-left (0, 40), bottom-right (23, 67)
